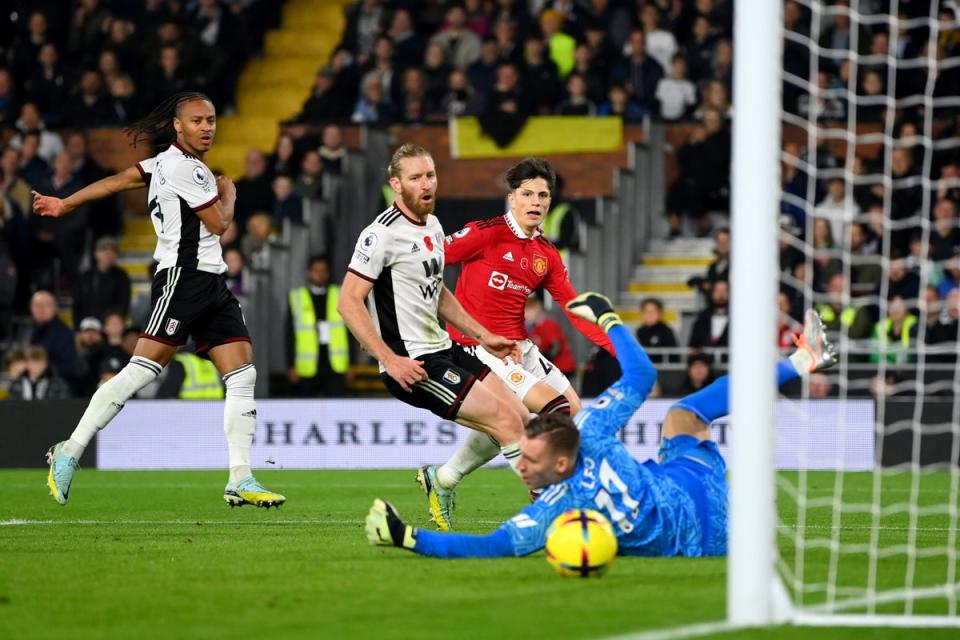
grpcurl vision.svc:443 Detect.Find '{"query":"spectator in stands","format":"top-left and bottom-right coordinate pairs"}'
top-left (341, 0), bottom-right (388, 64)
top-left (388, 8), bottom-right (426, 71)
top-left (0, 68), bottom-right (21, 129)
top-left (431, 4), bottom-right (482, 70)
top-left (777, 291), bottom-right (801, 348)
top-left (856, 69), bottom-right (887, 123)
top-left (101, 18), bottom-right (138, 67)
top-left (493, 15), bottom-right (522, 64)
top-left (817, 273), bottom-right (875, 339)
top-left (400, 67), bottom-right (432, 124)
top-left (29, 290), bottom-right (77, 384)
top-left (706, 227), bottom-right (731, 285)
top-left (318, 125), bottom-right (347, 176)
top-left (572, 43), bottom-right (609, 105)
top-left (270, 133), bottom-right (297, 177)
top-left (100, 310), bottom-right (128, 371)
top-left (611, 29), bottom-right (664, 116)
top-left (656, 55), bottom-right (697, 121)
top-left (580, 346), bottom-right (621, 398)
top-left (924, 286), bottom-right (958, 362)
top-left (799, 70), bottom-right (846, 122)
top-left (234, 149), bottom-right (274, 231)
top-left (223, 247), bottom-right (245, 295)
top-left (871, 294), bottom-right (918, 364)
top-left (635, 297), bottom-right (678, 364)
top-left (361, 35), bottom-right (402, 106)
top-left (438, 68), bottom-right (476, 118)
top-left (523, 296), bottom-right (576, 379)
top-left (708, 38), bottom-right (733, 93)
top-left (75, 316), bottom-right (106, 396)
top-left (286, 255), bottom-right (349, 397)
top-left (105, 74), bottom-right (137, 123)
top-left (846, 222), bottom-right (883, 297)
top-left (33, 150), bottom-right (88, 290)
top-left (422, 41), bottom-right (454, 108)
top-left (887, 256), bottom-right (920, 303)
top-left (16, 132), bottom-right (51, 188)
top-left (271, 175), bottom-right (303, 225)
top-left (522, 35), bottom-right (563, 114)
top-left (26, 44), bottom-right (69, 126)
top-left (478, 62), bottom-right (530, 146)
top-left (142, 45), bottom-right (189, 110)
top-left (540, 9), bottom-right (576, 79)
top-left (243, 213), bottom-right (275, 269)
top-left (640, 4), bottom-right (677, 74)
top-left (468, 36), bottom-right (501, 96)
top-left (351, 72), bottom-right (396, 125)
top-left (1, 147), bottom-right (31, 220)
top-left (294, 151), bottom-right (324, 200)
top-left (808, 372), bottom-right (835, 398)
top-left (11, 102), bottom-right (64, 164)
top-left (666, 107), bottom-right (730, 237)
top-left (73, 236), bottom-right (131, 323)
top-left (684, 15), bottom-right (717, 84)
top-left (65, 69), bottom-right (117, 127)
top-left (938, 252), bottom-right (960, 299)
top-left (931, 197), bottom-right (960, 262)
top-left (68, 0), bottom-right (112, 60)
top-left (694, 79), bottom-right (731, 121)
top-left (678, 352), bottom-right (714, 396)
top-left (555, 72), bottom-right (595, 115)
top-left (815, 177), bottom-right (858, 243)
top-left (11, 12), bottom-right (52, 88)
top-left (9, 345), bottom-right (71, 400)
top-left (296, 66), bottom-right (348, 124)
top-left (688, 278), bottom-right (729, 350)
top-left (812, 217), bottom-right (842, 292)
top-left (596, 83), bottom-right (644, 121)
top-left (2, 349), bottom-right (27, 399)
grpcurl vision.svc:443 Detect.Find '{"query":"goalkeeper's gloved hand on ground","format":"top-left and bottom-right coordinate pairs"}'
top-left (366, 498), bottom-right (417, 550)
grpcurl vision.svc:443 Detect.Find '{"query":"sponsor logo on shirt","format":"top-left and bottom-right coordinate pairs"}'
top-left (442, 369), bottom-right (461, 385)
top-left (488, 271), bottom-right (508, 290)
top-left (353, 251), bottom-right (370, 264)
top-left (192, 165), bottom-right (207, 186)
top-left (411, 243), bottom-right (420, 253)
top-left (502, 251), bottom-right (514, 262)
top-left (361, 232), bottom-right (378, 251)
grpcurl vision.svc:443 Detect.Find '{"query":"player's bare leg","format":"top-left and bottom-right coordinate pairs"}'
top-left (47, 337), bottom-right (174, 505)
top-left (208, 341), bottom-right (284, 508)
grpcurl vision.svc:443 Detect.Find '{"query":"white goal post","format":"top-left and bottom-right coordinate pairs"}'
top-left (729, 0), bottom-right (960, 631)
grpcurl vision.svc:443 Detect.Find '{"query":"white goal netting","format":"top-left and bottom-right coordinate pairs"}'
top-left (776, 0), bottom-right (960, 623)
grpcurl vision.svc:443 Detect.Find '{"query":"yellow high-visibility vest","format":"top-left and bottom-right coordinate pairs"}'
top-left (289, 285), bottom-right (349, 376)
top-left (174, 353), bottom-right (224, 399)
top-left (815, 304), bottom-right (856, 327)
top-left (871, 315), bottom-right (918, 364)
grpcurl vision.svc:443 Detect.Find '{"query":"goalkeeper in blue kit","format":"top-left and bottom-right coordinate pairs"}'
top-left (366, 292), bottom-right (837, 558)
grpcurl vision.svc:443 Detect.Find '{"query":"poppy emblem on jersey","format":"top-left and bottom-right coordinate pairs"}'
top-left (533, 254), bottom-right (548, 275)
top-left (520, 257), bottom-right (529, 270)
top-left (509, 371), bottom-right (525, 385)
top-left (423, 235), bottom-right (434, 252)
top-left (192, 166), bottom-right (207, 185)
top-left (442, 369), bottom-right (461, 385)
top-left (165, 318), bottom-right (180, 336)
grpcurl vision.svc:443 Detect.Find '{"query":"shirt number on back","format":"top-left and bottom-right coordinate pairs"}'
top-left (594, 460), bottom-right (640, 533)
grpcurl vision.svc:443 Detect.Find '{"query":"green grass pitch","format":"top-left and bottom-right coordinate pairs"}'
top-left (0, 468), bottom-right (956, 639)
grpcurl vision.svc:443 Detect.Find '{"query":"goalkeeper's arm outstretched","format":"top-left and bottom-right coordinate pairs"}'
top-left (365, 293), bottom-right (837, 559)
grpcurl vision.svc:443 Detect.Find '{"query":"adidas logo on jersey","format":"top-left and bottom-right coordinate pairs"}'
top-left (502, 251), bottom-right (514, 261)
top-left (411, 243), bottom-right (420, 253)
top-left (242, 409), bottom-right (257, 418)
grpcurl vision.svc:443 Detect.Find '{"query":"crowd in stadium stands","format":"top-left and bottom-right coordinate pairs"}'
top-left (2, 0), bottom-right (959, 401)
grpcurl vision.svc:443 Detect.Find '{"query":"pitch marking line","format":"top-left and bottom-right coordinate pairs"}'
top-left (0, 518), bottom-right (506, 526)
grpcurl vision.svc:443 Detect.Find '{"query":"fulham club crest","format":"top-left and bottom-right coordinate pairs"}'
top-left (165, 318), bottom-right (180, 335)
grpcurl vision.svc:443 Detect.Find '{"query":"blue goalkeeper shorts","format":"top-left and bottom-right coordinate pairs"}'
top-left (658, 435), bottom-right (728, 556)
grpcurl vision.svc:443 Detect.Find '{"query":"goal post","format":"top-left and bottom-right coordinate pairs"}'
top-left (727, 0), bottom-right (960, 631)
top-left (728, 0), bottom-right (784, 626)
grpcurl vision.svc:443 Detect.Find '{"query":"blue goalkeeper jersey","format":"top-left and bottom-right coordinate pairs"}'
top-left (413, 374), bottom-right (728, 560)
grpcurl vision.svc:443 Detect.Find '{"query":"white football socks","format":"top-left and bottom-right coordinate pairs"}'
top-left (436, 430), bottom-right (501, 489)
top-left (63, 356), bottom-right (162, 459)
top-left (500, 442), bottom-right (523, 477)
top-left (223, 364), bottom-right (257, 483)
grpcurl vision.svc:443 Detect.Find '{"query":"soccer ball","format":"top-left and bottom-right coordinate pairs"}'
top-left (545, 509), bottom-right (618, 577)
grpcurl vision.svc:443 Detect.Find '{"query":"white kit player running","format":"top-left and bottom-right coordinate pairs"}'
top-left (34, 92), bottom-right (284, 508)
top-left (338, 144), bottom-right (533, 529)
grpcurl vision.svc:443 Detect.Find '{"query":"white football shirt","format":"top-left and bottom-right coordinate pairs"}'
top-left (347, 205), bottom-right (451, 367)
top-left (137, 143), bottom-right (226, 274)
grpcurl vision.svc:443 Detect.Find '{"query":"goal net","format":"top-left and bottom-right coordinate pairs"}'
top-left (771, 0), bottom-right (960, 626)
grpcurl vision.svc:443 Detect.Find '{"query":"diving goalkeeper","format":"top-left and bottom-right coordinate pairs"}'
top-left (366, 293), bottom-right (837, 557)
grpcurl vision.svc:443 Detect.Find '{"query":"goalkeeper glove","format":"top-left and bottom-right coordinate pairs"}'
top-left (366, 498), bottom-right (418, 550)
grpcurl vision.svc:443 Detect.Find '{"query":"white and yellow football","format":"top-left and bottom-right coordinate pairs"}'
top-left (545, 509), bottom-right (618, 577)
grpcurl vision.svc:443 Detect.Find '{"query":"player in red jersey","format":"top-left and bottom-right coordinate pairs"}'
top-left (417, 157), bottom-right (616, 529)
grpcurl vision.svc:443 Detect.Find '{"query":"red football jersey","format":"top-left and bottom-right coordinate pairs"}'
top-left (444, 213), bottom-right (614, 354)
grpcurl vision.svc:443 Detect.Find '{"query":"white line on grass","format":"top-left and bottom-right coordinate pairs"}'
top-left (0, 518), bottom-right (506, 526)
top-left (602, 620), bottom-right (742, 640)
